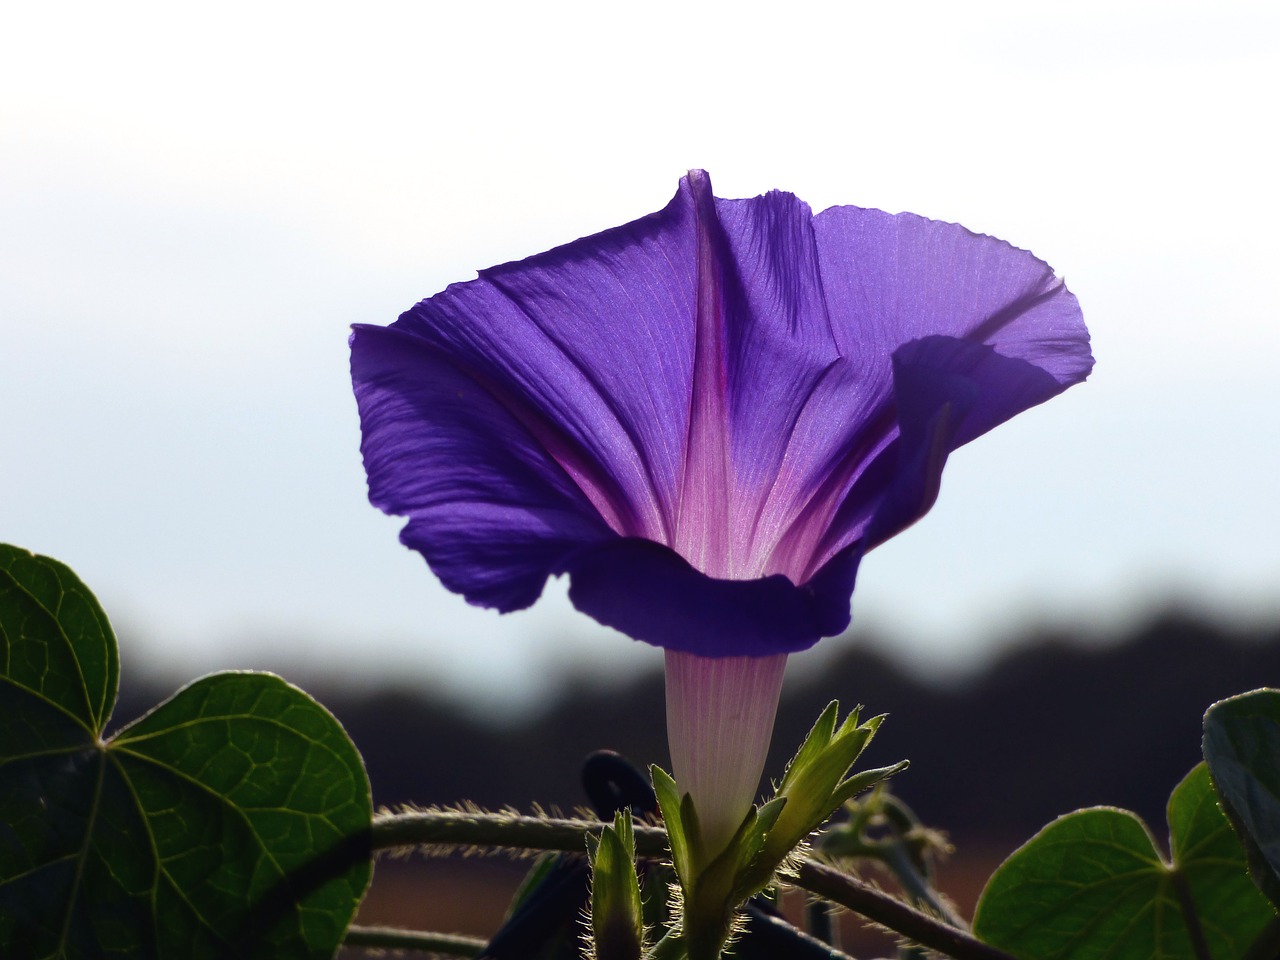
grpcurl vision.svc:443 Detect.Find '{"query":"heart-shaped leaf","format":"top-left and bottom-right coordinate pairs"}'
top-left (0, 545), bottom-right (372, 959)
top-left (973, 763), bottom-right (1274, 960)
top-left (1204, 688), bottom-right (1280, 909)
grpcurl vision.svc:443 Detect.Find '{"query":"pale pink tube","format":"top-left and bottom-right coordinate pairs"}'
top-left (664, 649), bottom-right (788, 859)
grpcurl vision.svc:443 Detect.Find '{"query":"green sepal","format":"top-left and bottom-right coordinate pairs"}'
top-left (670, 792), bottom-right (787, 959)
top-left (702, 797), bottom-right (784, 898)
top-left (727, 797), bottom-right (788, 902)
top-left (651, 703), bottom-right (906, 960)
top-left (774, 700), bottom-right (842, 796)
top-left (760, 704), bottom-right (894, 869)
top-left (679, 793), bottom-right (705, 870)
top-left (832, 761), bottom-right (911, 808)
top-left (749, 795), bottom-right (788, 847)
top-left (835, 705), bottom-right (871, 739)
top-left (651, 765), bottom-right (692, 883)
top-left (591, 810), bottom-right (645, 960)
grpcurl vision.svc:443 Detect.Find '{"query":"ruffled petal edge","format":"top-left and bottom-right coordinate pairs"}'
top-left (560, 537), bottom-right (861, 657)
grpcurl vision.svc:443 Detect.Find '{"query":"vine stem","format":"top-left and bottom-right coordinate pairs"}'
top-left (369, 810), bottom-right (1019, 960)
top-left (371, 808), bottom-right (671, 857)
top-left (794, 861), bottom-right (1017, 960)
top-left (877, 837), bottom-right (966, 927)
top-left (343, 924), bottom-right (485, 955)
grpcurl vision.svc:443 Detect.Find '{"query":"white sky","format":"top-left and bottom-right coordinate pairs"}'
top-left (3, 0), bottom-right (1277, 711)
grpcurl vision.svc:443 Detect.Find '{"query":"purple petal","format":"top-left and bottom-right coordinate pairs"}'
top-left (813, 205), bottom-right (1092, 384)
top-left (767, 206), bottom-right (1093, 579)
top-left (352, 181), bottom-right (712, 615)
top-left (351, 324), bottom-right (613, 611)
top-left (670, 171), bottom-right (732, 576)
top-left (751, 357), bottom-right (893, 583)
top-left (561, 537), bottom-right (859, 657)
top-left (683, 178), bottom-right (843, 581)
top-left (864, 335), bottom-right (1075, 551)
top-left (392, 183), bottom-right (703, 546)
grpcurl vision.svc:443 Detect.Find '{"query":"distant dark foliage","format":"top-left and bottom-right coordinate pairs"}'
top-left (114, 611), bottom-right (1280, 843)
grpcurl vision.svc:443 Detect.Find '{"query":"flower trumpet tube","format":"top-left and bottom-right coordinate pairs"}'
top-left (664, 650), bottom-right (787, 859)
top-left (351, 170), bottom-right (1092, 854)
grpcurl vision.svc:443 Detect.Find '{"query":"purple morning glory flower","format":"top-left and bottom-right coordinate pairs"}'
top-left (351, 170), bottom-right (1092, 853)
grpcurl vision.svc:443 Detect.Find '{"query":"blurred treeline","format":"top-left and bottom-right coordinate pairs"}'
top-left (116, 610), bottom-right (1278, 845)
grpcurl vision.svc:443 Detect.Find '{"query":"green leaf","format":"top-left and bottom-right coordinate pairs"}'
top-left (0, 545), bottom-right (372, 959)
top-left (0, 544), bottom-right (118, 735)
top-left (973, 763), bottom-right (1274, 960)
top-left (1203, 688), bottom-right (1280, 908)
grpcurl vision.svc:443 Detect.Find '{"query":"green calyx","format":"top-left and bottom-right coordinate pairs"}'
top-left (755, 702), bottom-right (908, 881)
top-left (652, 701), bottom-right (906, 960)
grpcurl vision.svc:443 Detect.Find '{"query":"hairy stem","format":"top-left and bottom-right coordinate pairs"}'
top-left (795, 861), bottom-right (1017, 960)
top-left (343, 924), bottom-right (485, 955)
top-left (878, 840), bottom-right (964, 927)
top-left (371, 809), bottom-right (670, 857)
top-left (370, 809), bottom-right (1019, 960)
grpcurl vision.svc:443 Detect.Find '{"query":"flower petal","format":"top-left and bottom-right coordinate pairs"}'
top-left (688, 179), bottom-right (843, 580)
top-left (561, 537), bottom-right (859, 657)
top-left (350, 324), bottom-right (613, 611)
top-left (814, 205), bottom-right (1092, 382)
top-left (772, 205), bottom-right (1094, 577)
top-left (389, 182), bottom-right (704, 546)
top-left (865, 335), bottom-right (1076, 550)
